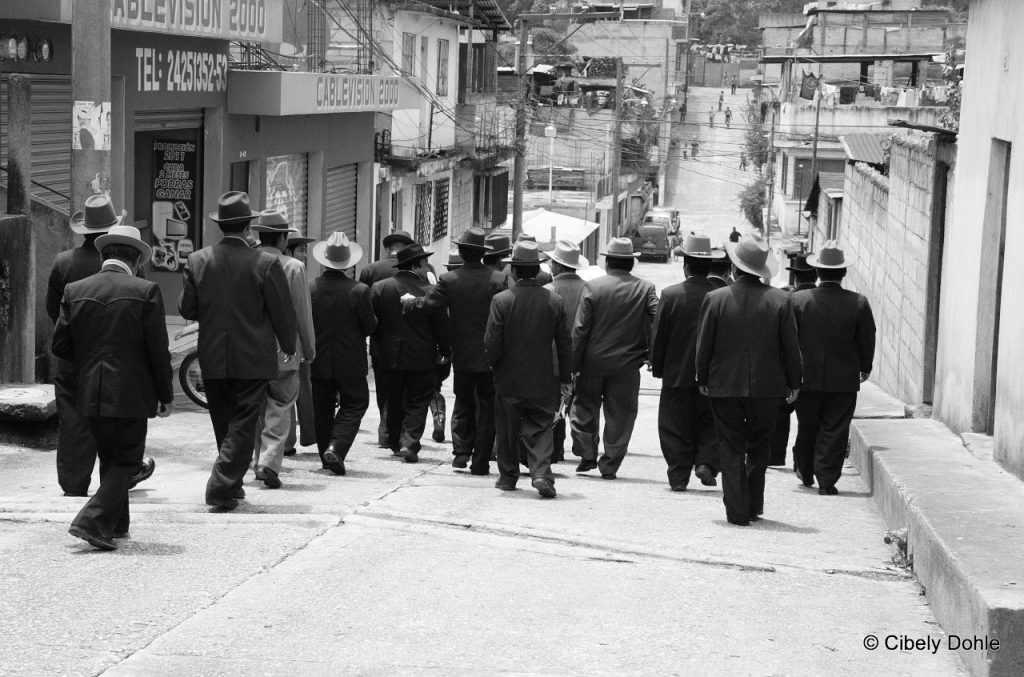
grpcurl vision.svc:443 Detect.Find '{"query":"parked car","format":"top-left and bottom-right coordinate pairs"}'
top-left (645, 207), bottom-right (680, 234)
top-left (629, 223), bottom-right (671, 262)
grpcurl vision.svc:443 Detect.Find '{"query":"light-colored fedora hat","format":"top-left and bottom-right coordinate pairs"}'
top-left (601, 237), bottom-right (640, 259)
top-left (251, 210), bottom-right (291, 233)
top-left (806, 240), bottom-right (854, 269)
top-left (680, 232), bottom-right (727, 259)
top-left (312, 231), bottom-right (363, 270)
top-left (548, 240), bottom-right (589, 269)
top-left (70, 194), bottom-right (124, 235)
top-left (725, 232), bottom-right (778, 279)
top-left (502, 240), bottom-right (548, 264)
top-left (94, 225), bottom-right (153, 263)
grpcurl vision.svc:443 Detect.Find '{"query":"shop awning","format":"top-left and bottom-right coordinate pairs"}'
top-left (522, 208), bottom-right (600, 244)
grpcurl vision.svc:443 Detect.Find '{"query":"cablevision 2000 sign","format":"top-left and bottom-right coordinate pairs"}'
top-left (112, 0), bottom-right (282, 41)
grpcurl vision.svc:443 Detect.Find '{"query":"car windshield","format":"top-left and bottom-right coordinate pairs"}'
top-left (640, 225), bottom-right (666, 237)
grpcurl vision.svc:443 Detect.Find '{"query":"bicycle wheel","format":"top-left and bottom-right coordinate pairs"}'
top-left (178, 352), bottom-right (208, 409)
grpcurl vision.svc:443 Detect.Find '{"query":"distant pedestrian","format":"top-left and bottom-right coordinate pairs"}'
top-left (179, 191), bottom-right (297, 512)
top-left (650, 233), bottom-right (724, 492)
top-left (691, 137), bottom-right (700, 158)
top-left (707, 108), bottom-right (715, 128)
top-left (571, 238), bottom-right (659, 480)
top-left (792, 242), bottom-right (876, 495)
top-left (53, 225), bottom-right (173, 550)
top-left (739, 152), bottom-right (748, 171)
top-left (679, 100), bottom-right (687, 121)
top-left (718, 91), bottom-right (724, 111)
top-left (731, 75), bottom-right (738, 95)
top-left (486, 241), bottom-right (572, 498)
top-left (695, 233), bottom-right (802, 526)
top-left (728, 227), bottom-right (741, 243)
top-left (724, 107), bottom-right (732, 128)
top-left (308, 232), bottom-right (376, 476)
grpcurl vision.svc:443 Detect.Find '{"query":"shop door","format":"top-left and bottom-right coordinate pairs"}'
top-left (1, 74), bottom-right (72, 212)
top-left (324, 163), bottom-right (358, 240)
top-left (266, 154), bottom-right (309, 235)
top-left (133, 111), bottom-right (203, 315)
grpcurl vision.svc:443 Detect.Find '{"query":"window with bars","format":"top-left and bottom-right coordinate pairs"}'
top-left (414, 182), bottom-right (433, 244)
top-left (401, 33), bottom-right (416, 75)
top-left (433, 178), bottom-right (450, 240)
top-left (436, 39), bottom-right (449, 96)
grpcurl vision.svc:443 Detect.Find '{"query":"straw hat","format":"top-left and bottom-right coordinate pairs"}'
top-left (806, 240), bottom-right (854, 269)
top-left (312, 231), bottom-right (363, 270)
top-left (94, 225), bottom-right (153, 263)
top-left (548, 240), bottom-right (589, 269)
top-left (601, 237), bottom-right (640, 259)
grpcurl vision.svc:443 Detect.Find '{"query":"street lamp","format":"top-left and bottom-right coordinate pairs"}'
top-left (545, 123), bottom-right (557, 202)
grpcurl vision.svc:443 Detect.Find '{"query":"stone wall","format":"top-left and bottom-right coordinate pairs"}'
top-left (840, 133), bottom-right (947, 405)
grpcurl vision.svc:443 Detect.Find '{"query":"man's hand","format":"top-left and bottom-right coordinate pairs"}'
top-left (785, 388), bottom-right (800, 405)
top-left (157, 401), bottom-right (173, 418)
top-left (283, 353), bottom-right (294, 364)
top-left (859, 371), bottom-right (870, 383)
top-left (560, 382), bottom-right (573, 399)
top-left (698, 385), bottom-right (709, 397)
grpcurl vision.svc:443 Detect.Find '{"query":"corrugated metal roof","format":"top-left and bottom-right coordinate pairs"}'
top-left (417, 0), bottom-right (511, 31)
top-left (804, 171), bottom-right (846, 212)
top-left (840, 133), bottom-right (887, 165)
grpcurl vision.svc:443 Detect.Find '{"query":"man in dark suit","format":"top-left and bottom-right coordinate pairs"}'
top-left (503, 233), bottom-right (553, 286)
top-left (370, 244), bottom-right (451, 463)
top-left (46, 195), bottom-right (155, 496)
top-left (792, 241), bottom-right (876, 494)
top-left (571, 238), bottom-right (659, 479)
top-left (52, 225), bottom-right (173, 550)
top-left (309, 232), bottom-right (377, 476)
top-left (707, 247), bottom-right (732, 288)
top-left (483, 233), bottom-right (513, 288)
top-left (769, 254), bottom-right (818, 467)
top-left (405, 228), bottom-right (503, 474)
top-left (650, 234), bottom-right (723, 492)
top-left (178, 192), bottom-right (297, 511)
top-left (485, 241), bottom-right (572, 498)
top-left (360, 230), bottom-right (414, 447)
top-left (696, 233), bottom-right (802, 526)
top-left (544, 240), bottom-right (589, 462)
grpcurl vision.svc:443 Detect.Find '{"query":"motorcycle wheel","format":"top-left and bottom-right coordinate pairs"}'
top-left (178, 351), bottom-right (208, 409)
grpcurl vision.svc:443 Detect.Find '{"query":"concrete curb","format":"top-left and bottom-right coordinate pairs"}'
top-left (851, 418), bottom-right (1024, 677)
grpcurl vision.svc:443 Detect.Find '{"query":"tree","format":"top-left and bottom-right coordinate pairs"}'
top-left (737, 174), bottom-right (770, 232)
top-left (742, 97), bottom-right (769, 172)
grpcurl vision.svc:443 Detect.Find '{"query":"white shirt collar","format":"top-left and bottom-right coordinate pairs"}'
top-left (102, 259), bottom-right (134, 276)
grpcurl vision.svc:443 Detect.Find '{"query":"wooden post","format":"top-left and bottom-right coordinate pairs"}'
top-left (71, 0), bottom-right (112, 213)
top-left (5, 75), bottom-right (32, 215)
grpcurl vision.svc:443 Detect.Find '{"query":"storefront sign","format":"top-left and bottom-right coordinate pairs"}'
top-left (229, 71), bottom-right (415, 116)
top-left (111, 0), bottom-right (283, 42)
top-left (135, 46), bottom-right (228, 93)
top-left (150, 139), bottom-right (199, 272)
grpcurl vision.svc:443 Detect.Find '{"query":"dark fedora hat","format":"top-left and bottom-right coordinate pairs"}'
top-left (208, 191), bottom-right (257, 225)
top-left (484, 233), bottom-right (512, 256)
top-left (382, 230), bottom-right (415, 249)
top-left (456, 227), bottom-right (493, 251)
top-left (786, 253), bottom-right (815, 272)
top-left (394, 243), bottom-right (432, 267)
top-left (502, 240), bottom-right (548, 265)
top-left (70, 194), bottom-right (124, 235)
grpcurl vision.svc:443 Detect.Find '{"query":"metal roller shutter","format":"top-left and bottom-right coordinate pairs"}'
top-left (134, 108), bottom-right (204, 131)
top-left (1, 74), bottom-right (72, 213)
top-left (324, 163), bottom-right (358, 240)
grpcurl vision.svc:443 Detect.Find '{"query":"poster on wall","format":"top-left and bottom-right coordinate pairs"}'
top-left (72, 100), bottom-right (111, 150)
top-left (150, 139), bottom-right (199, 272)
top-left (265, 154), bottom-right (307, 236)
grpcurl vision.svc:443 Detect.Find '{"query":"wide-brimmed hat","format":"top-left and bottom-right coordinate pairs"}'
top-left (208, 191), bottom-right (257, 225)
top-left (786, 253), bottom-right (815, 272)
top-left (601, 237), bottom-right (640, 259)
top-left (70, 194), bottom-right (124, 235)
top-left (502, 240), bottom-right (548, 265)
top-left (516, 233), bottom-right (537, 243)
top-left (251, 210), bottom-right (291, 233)
top-left (456, 228), bottom-right (493, 251)
top-left (94, 225), bottom-right (152, 263)
top-left (382, 230), bottom-right (414, 249)
top-left (445, 250), bottom-right (464, 269)
top-left (807, 241), bottom-right (854, 269)
top-left (395, 243), bottom-right (432, 267)
top-left (484, 233), bottom-right (512, 256)
top-left (680, 233), bottom-right (727, 259)
top-left (312, 231), bottom-right (363, 270)
top-left (286, 229), bottom-right (315, 249)
top-left (726, 232), bottom-right (778, 279)
top-left (548, 240), bottom-right (589, 270)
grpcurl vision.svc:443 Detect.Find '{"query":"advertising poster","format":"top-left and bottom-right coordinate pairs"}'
top-left (72, 100), bottom-right (112, 150)
top-left (150, 139), bottom-right (199, 272)
top-left (265, 154), bottom-right (307, 236)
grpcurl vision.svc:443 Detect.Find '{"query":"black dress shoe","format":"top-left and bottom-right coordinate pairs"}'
top-left (69, 525), bottom-right (117, 550)
top-left (601, 473), bottom-right (617, 480)
top-left (323, 449), bottom-right (347, 476)
top-left (670, 484), bottom-right (688, 492)
top-left (818, 486), bottom-right (838, 495)
top-left (795, 468), bottom-right (814, 487)
top-left (401, 447), bottom-right (419, 463)
top-left (575, 459), bottom-right (598, 473)
top-left (206, 496), bottom-right (239, 511)
top-left (532, 478), bottom-right (557, 498)
top-left (470, 467), bottom-right (490, 476)
top-left (727, 518), bottom-right (750, 527)
top-left (232, 486), bottom-right (246, 500)
top-left (254, 464), bottom-right (283, 489)
top-left (432, 428), bottom-right (445, 443)
top-left (63, 491), bottom-right (88, 497)
top-left (128, 457), bottom-right (156, 489)
top-left (283, 447), bottom-right (297, 457)
top-left (694, 464), bottom-right (717, 486)
top-left (494, 478), bottom-right (517, 491)
top-left (452, 454), bottom-right (470, 469)
top-left (113, 531), bottom-right (129, 539)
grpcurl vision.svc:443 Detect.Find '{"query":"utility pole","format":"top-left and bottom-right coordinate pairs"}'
top-left (807, 70), bottom-right (824, 235)
top-left (71, 1), bottom-right (112, 216)
top-left (764, 100), bottom-right (777, 237)
top-left (609, 57), bottom-right (624, 238)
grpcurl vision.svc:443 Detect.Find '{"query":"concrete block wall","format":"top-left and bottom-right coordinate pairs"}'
top-left (841, 134), bottom-right (939, 405)
top-left (450, 166), bottom-right (474, 241)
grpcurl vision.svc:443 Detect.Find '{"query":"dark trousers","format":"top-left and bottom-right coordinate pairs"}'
top-left (71, 416), bottom-right (147, 538)
top-left (570, 369), bottom-right (641, 475)
top-left (451, 370), bottom-right (496, 472)
top-left (287, 360), bottom-right (317, 449)
top-left (373, 365), bottom-right (391, 444)
top-left (311, 376), bottom-right (370, 462)
top-left (793, 391), bottom-right (857, 489)
top-left (386, 369), bottom-right (435, 453)
top-left (769, 401), bottom-right (795, 466)
top-left (204, 378), bottom-right (268, 502)
top-left (552, 416), bottom-right (567, 462)
top-left (710, 397), bottom-right (779, 523)
top-left (54, 361), bottom-right (97, 494)
top-left (658, 386), bottom-right (719, 488)
top-left (495, 393), bottom-right (556, 485)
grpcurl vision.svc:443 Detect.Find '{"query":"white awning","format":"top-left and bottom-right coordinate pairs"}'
top-left (522, 208), bottom-right (600, 244)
